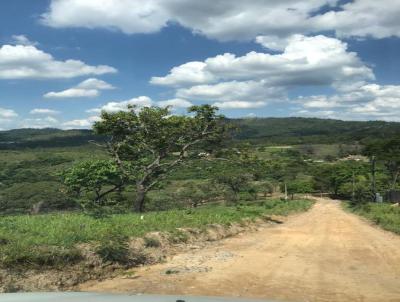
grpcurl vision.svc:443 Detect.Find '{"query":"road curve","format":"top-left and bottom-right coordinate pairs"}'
top-left (81, 198), bottom-right (400, 302)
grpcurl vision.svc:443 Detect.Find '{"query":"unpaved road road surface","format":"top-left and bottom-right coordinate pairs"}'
top-left (81, 199), bottom-right (400, 302)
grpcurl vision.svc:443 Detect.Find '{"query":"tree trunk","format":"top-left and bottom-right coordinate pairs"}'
top-left (134, 184), bottom-right (146, 212)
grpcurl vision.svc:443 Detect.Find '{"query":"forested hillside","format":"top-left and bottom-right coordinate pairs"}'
top-left (1, 116), bottom-right (399, 214)
top-left (1, 117), bottom-right (400, 149)
top-left (232, 117), bottom-right (400, 144)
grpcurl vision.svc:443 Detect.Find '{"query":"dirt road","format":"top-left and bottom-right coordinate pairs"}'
top-left (81, 199), bottom-right (400, 302)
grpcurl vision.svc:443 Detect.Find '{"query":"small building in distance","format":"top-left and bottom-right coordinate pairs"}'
top-left (338, 155), bottom-right (369, 162)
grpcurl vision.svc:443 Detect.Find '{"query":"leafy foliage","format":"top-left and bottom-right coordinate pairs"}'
top-left (92, 105), bottom-right (227, 212)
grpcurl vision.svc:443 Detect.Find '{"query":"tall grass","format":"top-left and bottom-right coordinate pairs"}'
top-left (0, 199), bottom-right (314, 268)
top-left (344, 202), bottom-right (400, 234)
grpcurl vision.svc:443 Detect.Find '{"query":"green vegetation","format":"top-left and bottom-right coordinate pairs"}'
top-left (233, 117), bottom-right (400, 145)
top-left (86, 104), bottom-right (227, 212)
top-left (0, 199), bottom-right (313, 268)
top-left (345, 202), bottom-right (400, 234)
top-left (1, 106), bottom-right (400, 272)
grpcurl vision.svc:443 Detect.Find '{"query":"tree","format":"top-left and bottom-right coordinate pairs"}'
top-left (93, 105), bottom-right (226, 212)
top-left (282, 179), bottom-right (314, 199)
top-left (61, 159), bottom-right (125, 206)
top-left (364, 138), bottom-right (400, 189)
top-left (213, 171), bottom-right (253, 202)
top-left (257, 180), bottom-right (274, 197)
top-left (174, 181), bottom-right (217, 208)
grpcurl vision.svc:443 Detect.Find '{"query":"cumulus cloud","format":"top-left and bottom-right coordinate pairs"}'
top-left (296, 83), bottom-right (400, 121)
top-left (20, 116), bottom-right (59, 128)
top-left (30, 108), bottom-right (60, 115)
top-left (62, 115), bottom-right (100, 129)
top-left (177, 80), bottom-right (284, 103)
top-left (0, 108), bottom-right (18, 119)
top-left (150, 62), bottom-right (216, 87)
top-left (88, 96), bottom-right (154, 113)
top-left (11, 35), bottom-right (38, 46)
top-left (44, 78), bottom-right (115, 98)
top-left (42, 0), bottom-right (169, 34)
top-left (44, 88), bottom-right (99, 98)
top-left (312, 0), bottom-right (400, 39)
top-left (77, 78), bottom-right (115, 90)
top-left (154, 35), bottom-right (373, 87)
top-left (152, 35), bottom-right (372, 109)
top-left (213, 101), bottom-right (266, 109)
top-left (0, 44), bottom-right (116, 80)
top-left (157, 98), bottom-right (193, 108)
top-left (41, 0), bottom-right (400, 41)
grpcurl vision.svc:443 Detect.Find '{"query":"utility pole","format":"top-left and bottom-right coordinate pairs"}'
top-left (352, 170), bottom-right (355, 203)
top-left (371, 155), bottom-right (376, 202)
top-left (284, 182), bottom-right (288, 200)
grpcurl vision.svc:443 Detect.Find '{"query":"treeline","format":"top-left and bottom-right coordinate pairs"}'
top-left (0, 110), bottom-right (399, 215)
top-left (232, 117), bottom-right (400, 144)
top-left (2, 117), bottom-right (400, 149)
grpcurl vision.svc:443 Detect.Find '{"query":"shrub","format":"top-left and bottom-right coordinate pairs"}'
top-left (0, 244), bottom-right (82, 268)
top-left (168, 230), bottom-right (189, 244)
top-left (96, 231), bottom-right (130, 264)
top-left (144, 236), bottom-right (161, 248)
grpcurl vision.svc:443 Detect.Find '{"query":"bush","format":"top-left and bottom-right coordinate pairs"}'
top-left (0, 244), bottom-right (82, 268)
top-left (144, 236), bottom-right (161, 248)
top-left (168, 230), bottom-right (189, 244)
top-left (96, 231), bottom-right (130, 264)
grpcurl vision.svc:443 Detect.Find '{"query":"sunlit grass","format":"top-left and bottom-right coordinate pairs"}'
top-left (344, 202), bottom-right (400, 234)
top-left (0, 199), bottom-right (314, 268)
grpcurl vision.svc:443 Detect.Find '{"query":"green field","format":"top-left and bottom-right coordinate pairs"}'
top-left (0, 199), bottom-right (314, 269)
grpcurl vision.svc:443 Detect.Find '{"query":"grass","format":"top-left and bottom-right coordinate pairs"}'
top-left (344, 202), bottom-right (400, 234)
top-left (0, 199), bottom-right (314, 269)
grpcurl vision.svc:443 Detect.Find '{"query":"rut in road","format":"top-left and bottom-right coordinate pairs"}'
top-left (80, 198), bottom-right (400, 302)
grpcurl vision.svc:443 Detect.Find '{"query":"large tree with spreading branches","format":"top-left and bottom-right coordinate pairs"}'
top-left (89, 104), bottom-right (227, 212)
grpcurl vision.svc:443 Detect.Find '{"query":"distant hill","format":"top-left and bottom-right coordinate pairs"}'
top-left (1, 117), bottom-right (400, 149)
top-left (232, 117), bottom-right (400, 145)
top-left (0, 128), bottom-right (103, 149)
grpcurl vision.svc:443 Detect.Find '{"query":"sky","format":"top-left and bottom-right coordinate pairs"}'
top-left (0, 0), bottom-right (400, 129)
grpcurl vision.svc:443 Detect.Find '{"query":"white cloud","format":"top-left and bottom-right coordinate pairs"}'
top-left (19, 116), bottom-right (59, 129)
top-left (255, 35), bottom-right (292, 51)
top-left (89, 96), bottom-right (154, 113)
top-left (42, 0), bottom-right (400, 41)
top-left (42, 0), bottom-right (169, 34)
top-left (157, 98), bottom-right (193, 108)
top-left (207, 35), bottom-right (373, 87)
top-left (0, 108), bottom-right (18, 119)
top-left (0, 44), bottom-right (116, 79)
top-left (313, 0), bottom-right (400, 39)
top-left (11, 35), bottom-right (38, 46)
top-left (152, 35), bottom-right (372, 109)
top-left (177, 80), bottom-right (284, 104)
top-left (154, 35), bottom-right (373, 89)
top-left (296, 83), bottom-right (400, 121)
top-left (213, 101), bottom-right (267, 109)
top-left (77, 78), bottom-right (115, 90)
top-left (30, 108), bottom-right (60, 115)
top-left (44, 78), bottom-right (115, 98)
top-left (85, 108), bottom-right (102, 114)
top-left (150, 62), bottom-right (216, 87)
top-left (62, 115), bottom-right (100, 129)
top-left (44, 88), bottom-right (99, 98)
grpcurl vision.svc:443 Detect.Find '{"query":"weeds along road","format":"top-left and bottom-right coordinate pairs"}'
top-left (81, 198), bottom-right (400, 302)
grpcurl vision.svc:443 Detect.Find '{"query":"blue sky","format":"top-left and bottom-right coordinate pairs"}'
top-left (1, 0), bottom-right (400, 129)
